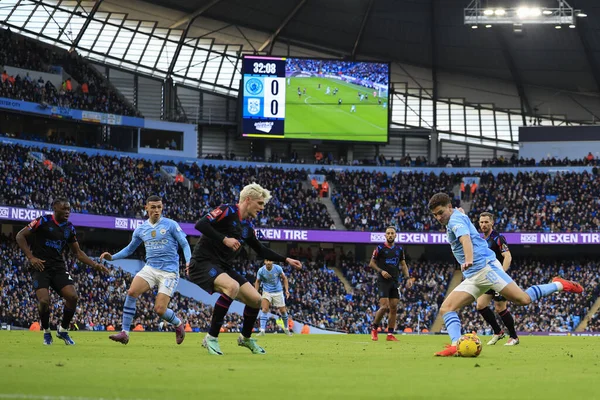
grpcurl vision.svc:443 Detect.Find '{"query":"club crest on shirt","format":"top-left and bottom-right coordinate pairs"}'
top-left (160, 228), bottom-right (167, 235)
top-left (242, 226), bottom-right (250, 238)
top-left (151, 230), bottom-right (157, 238)
top-left (64, 229), bottom-right (70, 239)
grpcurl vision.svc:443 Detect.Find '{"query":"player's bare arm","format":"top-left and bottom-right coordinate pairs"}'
top-left (15, 227), bottom-right (45, 271)
top-left (502, 250), bottom-right (512, 272)
top-left (68, 242), bottom-right (108, 273)
top-left (458, 235), bottom-right (474, 271)
top-left (370, 258), bottom-right (391, 279)
top-left (282, 273), bottom-right (290, 298)
top-left (401, 260), bottom-right (413, 288)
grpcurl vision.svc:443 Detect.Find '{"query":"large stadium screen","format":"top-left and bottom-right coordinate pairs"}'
top-left (240, 56), bottom-right (390, 143)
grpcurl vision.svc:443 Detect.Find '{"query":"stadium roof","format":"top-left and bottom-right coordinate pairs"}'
top-left (142, 0), bottom-right (600, 94)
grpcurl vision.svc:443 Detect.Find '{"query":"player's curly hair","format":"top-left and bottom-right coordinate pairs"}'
top-left (52, 197), bottom-right (69, 207)
top-left (239, 183), bottom-right (272, 204)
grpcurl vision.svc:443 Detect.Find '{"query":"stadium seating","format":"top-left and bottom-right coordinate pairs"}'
top-left (0, 29), bottom-right (137, 116)
top-left (0, 142), bottom-right (333, 229)
top-left (468, 171), bottom-right (600, 232)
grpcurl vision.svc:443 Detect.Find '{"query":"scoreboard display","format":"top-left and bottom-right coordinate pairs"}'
top-left (240, 55), bottom-right (390, 143)
top-left (241, 56), bottom-right (287, 138)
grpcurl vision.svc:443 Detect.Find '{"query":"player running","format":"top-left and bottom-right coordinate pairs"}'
top-left (187, 183), bottom-right (302, 355)
top-left (428, 193), bottom-right (583, 357)
top-left (15, 197), bottom-right (108, 345)
top-left (369, 227), bottom-right (413, 342)
top-left (100, 195), bottom-right (191, 345)
top-left (255, 260), bottom-right (294, 336)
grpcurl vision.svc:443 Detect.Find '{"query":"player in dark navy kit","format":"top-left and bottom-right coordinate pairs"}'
top-left (369, 226), bottom-right (413, 342)
top-left (187, 183), bottom-right (302, 355)
top-left (15, 197), bottom-right (107, 346)
top-left (477, 212), bottom-right (519, 346)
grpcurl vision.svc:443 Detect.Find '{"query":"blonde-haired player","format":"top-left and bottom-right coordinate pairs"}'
top-left (187, 183), bottom-right (303, 355)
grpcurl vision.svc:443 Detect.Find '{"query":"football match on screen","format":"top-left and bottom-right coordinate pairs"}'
top-left (1, 0), bottom-right (600, 399)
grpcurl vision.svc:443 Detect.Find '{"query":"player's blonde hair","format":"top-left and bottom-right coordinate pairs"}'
top-left (239, 183), bottom-right (272, 204)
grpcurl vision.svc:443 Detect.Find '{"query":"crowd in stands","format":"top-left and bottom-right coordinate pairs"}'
top-left (328, 170), bottom-right (461, 231)
top-left (482, 153), bottom-right (600, 167)
top-left (2, 228), bottom-right (600, 334)
top-left (0, 234), bottom-right (231, 332)
top-left (457, 259), bottom-right (600, 334)
top-left (6, 141), bottom-right (600, 233)
top-left (437, 155), bottom-right (470, 167)
top-left (0, 29), bottom-right (137, 116)
top-left (468, 171), bottom-right (600, 232)
top-left (340, 257), bottom-right (454, 333)
top-left (0, 142), bottom-right (334, 230)
top-left (286, 58), bottom-right (388, 85)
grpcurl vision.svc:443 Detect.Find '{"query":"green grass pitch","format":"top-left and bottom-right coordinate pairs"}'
top-left (284, 77), bottom-right (388, 142)
top-left (1, 332), bottom-right (599, 400)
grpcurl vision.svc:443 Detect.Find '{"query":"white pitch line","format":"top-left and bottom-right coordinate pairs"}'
top-left (0, 394), bottom-right (152, 400)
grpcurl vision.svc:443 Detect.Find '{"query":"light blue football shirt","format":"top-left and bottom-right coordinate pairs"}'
top-left (112, 217), bottom-right (191, 274)
top-left (446, 209), bottom-right (496, 278)
top-left (257, 264), bottom-right (285, 293)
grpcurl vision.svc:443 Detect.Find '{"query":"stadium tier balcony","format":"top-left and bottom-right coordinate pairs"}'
top-left (0, 29), bottom-right (137, 116)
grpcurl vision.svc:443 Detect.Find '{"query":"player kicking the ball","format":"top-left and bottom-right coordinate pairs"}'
top-left (428, 193), bottom-right (583, 357)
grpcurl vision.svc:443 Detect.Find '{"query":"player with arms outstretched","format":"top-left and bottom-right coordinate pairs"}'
top-left (369, 227), bottom-right (413, 342)
top-left (15, 197), bottom-right (108, 345)
top-left (428, 193), bottom-right (583, 357)
top-left (187, 183), bottom-right (302, 355)
top-left (255, 260), bottom-right (293, 336)
top-left (100, 195), bottom-right (191, 345)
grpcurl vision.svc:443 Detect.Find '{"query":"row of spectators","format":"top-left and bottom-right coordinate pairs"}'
top-left (4, 142), bottom-right (600, 232)
top-left (468, 171), bottom-right (600, 232)
top-left (0, 142), bottom-right (334, 230)
top-left (482, 153), bottom-right (600, 167)
top-left (329, 169), bottom-right (461, 231)
top-left (0, 29), bottom-right (137, 116)
top-left (285, 58), bottom-right (388, 85)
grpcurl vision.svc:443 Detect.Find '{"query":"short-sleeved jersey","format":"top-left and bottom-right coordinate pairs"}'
top-left (26, 215), bottom-right (77, 268)
top-left (257, 264), bottom-right (284, 293)
top-left (371, 243), bottom-right (405, 280)
top-left (446, 209), bottom-right (496, 278)
top-left (116, 217), bottom-right (188, 274)
top-left (485, 230), bottom-right (510, 263)
top-left (192, 204), bottom-right (260, 267)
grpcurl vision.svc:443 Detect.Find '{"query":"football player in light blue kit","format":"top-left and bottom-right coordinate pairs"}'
top-left (428, 193), bottom-right (584, 357)
top-left (100, 195), bottom-right (192, 345)
top-left (254, 260), bottom-right (293, 336)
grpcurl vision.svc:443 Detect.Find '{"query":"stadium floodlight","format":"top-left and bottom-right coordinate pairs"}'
top-left (465, 0), bottom-right (579, 26)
